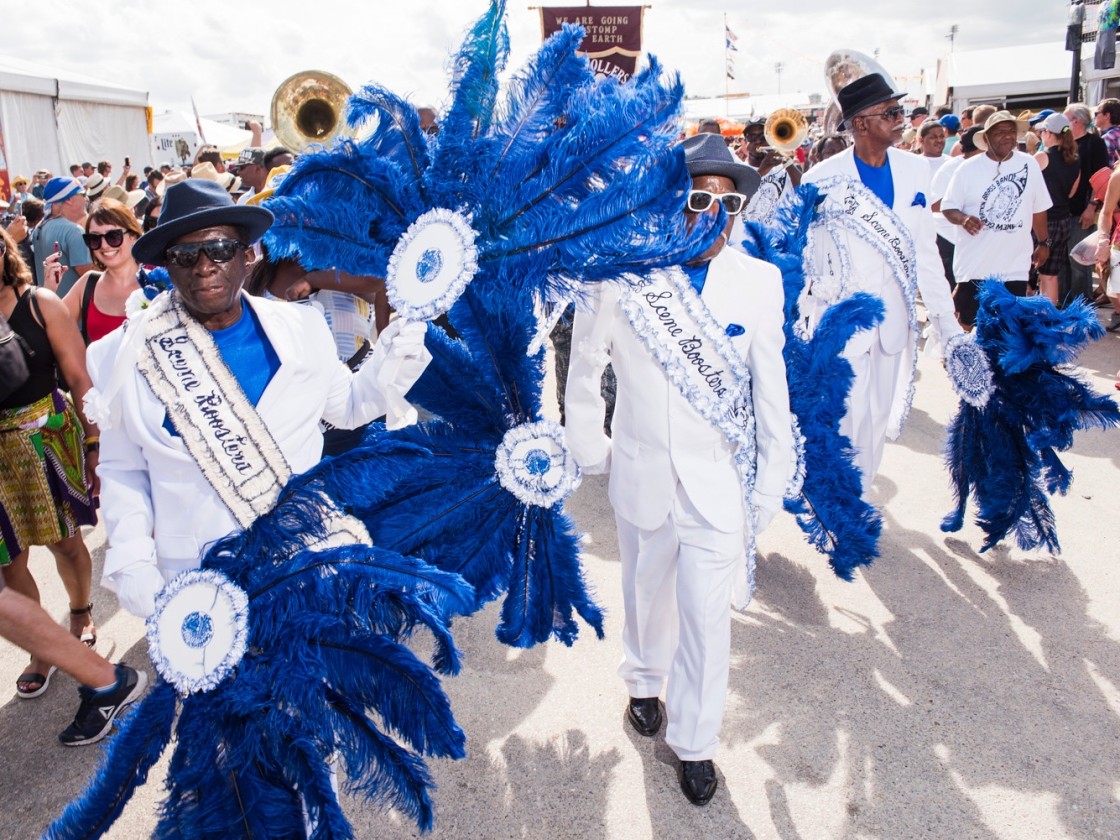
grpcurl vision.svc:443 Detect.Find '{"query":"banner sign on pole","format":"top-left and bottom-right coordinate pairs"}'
top-left (540, 6), bottom-right (644, 83)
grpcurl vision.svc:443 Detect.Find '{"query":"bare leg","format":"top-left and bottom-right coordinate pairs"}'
top-left (45, 534), bottom-right (96, 643)
top-left (1, 550), bottom-right (52, 687)
top-left (1038, 273), bottom-right (1059, 306)
top-left (0, 587), bottom-right (115, 688)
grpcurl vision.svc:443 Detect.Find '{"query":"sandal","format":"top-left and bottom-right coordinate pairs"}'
top-left (16, 664), bottom-right (58, 699)
top-left (70, 603), bottom-right (96, 648)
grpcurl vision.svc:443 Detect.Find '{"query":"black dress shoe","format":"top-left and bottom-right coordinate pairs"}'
top-left (626, 697), bottom-right (662, 737)
top-left (678, 759), bottom-right (718, 806)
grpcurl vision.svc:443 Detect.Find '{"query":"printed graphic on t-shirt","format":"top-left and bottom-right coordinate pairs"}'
top-left (979, 163), bottom-right (1028, 232)
top-left (744, 170), bottom-right (787, 222)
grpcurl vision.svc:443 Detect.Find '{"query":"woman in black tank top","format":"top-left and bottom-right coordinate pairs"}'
top-left (0, 223), bottom-right (101, 698)
top-left (1035, 115), bottom-right (1081, 305)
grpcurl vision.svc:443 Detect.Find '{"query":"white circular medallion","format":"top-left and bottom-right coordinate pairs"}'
top-left (386, 208), bottom-right (479, 321)
top-left (146, 569), bottom-right (250, 695)
top-left (494, 420), bottom-right (581, 508)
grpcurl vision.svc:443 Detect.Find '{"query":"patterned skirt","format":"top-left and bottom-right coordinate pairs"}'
top-left (0, 391), bottom-right (97, 564)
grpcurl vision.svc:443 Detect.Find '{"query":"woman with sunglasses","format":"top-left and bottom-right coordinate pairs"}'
top-left (60, 198), bottom-right (143, 344)
top-left (0, 223), bottom-right (100, 699)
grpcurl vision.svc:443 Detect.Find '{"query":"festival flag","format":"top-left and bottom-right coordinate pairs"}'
top-left (190, 96), bottom-right (208, 145)
top-left (725, 16), bottom-right (738, 79)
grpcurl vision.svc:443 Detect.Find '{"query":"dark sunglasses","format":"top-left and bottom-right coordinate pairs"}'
top-left (82, 229), bottom-right (128, 250)
top-left (687, 189), bottom-right (746, 216)
top-left (164, 239), bottom-right (246, 268)
top-left (863, 105), bottom-right (906, 122)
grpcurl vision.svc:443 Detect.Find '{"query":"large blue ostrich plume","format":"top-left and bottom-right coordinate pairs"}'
top-left (940, 281), bottom-right (1119, 551)
top-left (740, 185), bottom-right (884, 579)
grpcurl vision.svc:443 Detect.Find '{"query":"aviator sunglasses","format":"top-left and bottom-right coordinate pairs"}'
top-left (164, 239), bottom-right (247, 268)
top-left (82, 228), bottom-right (129, 250)
top-left (686, 189), bottom-right (747, 216)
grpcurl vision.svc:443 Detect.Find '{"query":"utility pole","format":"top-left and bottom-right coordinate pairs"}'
top-left (947, 24), bottom-right (958, 53)
top-left (775, 62), bottom-right (783, 94)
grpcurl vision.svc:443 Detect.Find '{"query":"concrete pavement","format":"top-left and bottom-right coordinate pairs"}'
top-left (2, 322), bottom-right (1118, 839)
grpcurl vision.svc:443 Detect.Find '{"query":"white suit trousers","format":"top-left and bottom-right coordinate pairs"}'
top-left (616, 480), bottom-right (743, 761)
top-left (841, 337), bottom-right (904, 493)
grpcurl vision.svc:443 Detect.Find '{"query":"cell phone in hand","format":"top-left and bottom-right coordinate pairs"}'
top-left (54, 241), bottom-right (60, 255)
top-left (125, 156), bottom-right (131, 167)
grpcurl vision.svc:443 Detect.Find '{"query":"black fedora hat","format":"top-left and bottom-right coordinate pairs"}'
top-left (132, 179), bottom-right (274, 266)
top-left (837, 73), bottom-right (906, 131)
top-left (680, 133), bottom-right (761, 199)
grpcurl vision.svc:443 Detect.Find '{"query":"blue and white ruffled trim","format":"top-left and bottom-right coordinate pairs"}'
top-left (495, 420), bottom-right (582, 508)
top-left (146, 569), bottom-right (250, 695)
top-left (944, 332), bottom-right (995, 408)
top-left (385, 207), bottom-right (480, 322)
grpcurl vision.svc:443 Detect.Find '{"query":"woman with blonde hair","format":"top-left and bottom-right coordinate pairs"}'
top-left (58, 198), bottom-right (143, 344)
top-left (0, 223), bottom-right (100, 698)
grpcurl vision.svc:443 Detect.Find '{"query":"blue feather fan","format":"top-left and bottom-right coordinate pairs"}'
top-left (740, 185), bottom-right (884, 579)
top-left (260, 0), bottom-right (718, 646)
top-left (940, 281), bottom-right (1119, 551)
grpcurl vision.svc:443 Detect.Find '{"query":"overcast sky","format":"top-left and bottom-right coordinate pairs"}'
top-left (5, 0), bottom-right (1070, 119)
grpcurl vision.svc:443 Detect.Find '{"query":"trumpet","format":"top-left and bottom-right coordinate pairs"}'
top-left (763, 108), bottom-right (809, 155)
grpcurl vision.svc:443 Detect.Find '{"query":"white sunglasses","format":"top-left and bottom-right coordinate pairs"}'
top-left (686, 189), bottom-right (747, 216)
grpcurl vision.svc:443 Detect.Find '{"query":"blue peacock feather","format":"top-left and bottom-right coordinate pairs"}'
top-left (940, 281), bottom-right (1119, 551)
top-left (740, 185), bottom-right (884, 579)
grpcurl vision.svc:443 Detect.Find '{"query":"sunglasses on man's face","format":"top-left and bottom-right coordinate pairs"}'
top-left (687, 189), bottom-right (747, 216)
top-left (82, 229), bottom-right (128, 250)
top-left (164, 239), bottom-right (246, 268)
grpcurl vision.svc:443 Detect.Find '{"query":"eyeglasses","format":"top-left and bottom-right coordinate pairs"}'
top-left (164, 239), bottom-right (246, 268)
top-left (687, 190), bottom-right (747, 216)
top-left (82, 229), bottom-right (129, 250)
top-left (863, 105), bottom-right (906, 122)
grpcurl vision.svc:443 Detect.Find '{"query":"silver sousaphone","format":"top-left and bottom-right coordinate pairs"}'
top-left (821, 49), bottom-right (899, 135)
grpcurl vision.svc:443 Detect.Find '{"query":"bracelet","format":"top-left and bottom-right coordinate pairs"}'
top-left (84, 442), bottom-right (100, 453)
top-left (83, 435), bottom-right (99, 446)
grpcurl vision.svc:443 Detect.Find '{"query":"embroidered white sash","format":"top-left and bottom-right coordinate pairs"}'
top-left (136, 293), bottom-right (293, 530)
top-left (804, 174), bottom-right (921, 432)
top-left (618, 267), bottom-right (760, 591)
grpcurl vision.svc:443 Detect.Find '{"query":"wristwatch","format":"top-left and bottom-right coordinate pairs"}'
top-left (1042, 238), bottom-right (1053, 248)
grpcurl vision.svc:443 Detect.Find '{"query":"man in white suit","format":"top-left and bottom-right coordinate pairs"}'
top-left (86, 180), bottom-right (429, 619)
top-left (801, 73), bottom-right (961, 489)
top-left (565, 133), bottom-right (793, 806)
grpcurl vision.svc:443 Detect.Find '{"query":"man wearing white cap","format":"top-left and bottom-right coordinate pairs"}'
top-left (30, 178), bottom-right (94, 295)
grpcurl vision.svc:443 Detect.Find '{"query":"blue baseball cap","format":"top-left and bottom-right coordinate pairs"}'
top-left (1029, 109), bottom-right (1055, 127)
top-left (938, 114), bottom-right (961, 131)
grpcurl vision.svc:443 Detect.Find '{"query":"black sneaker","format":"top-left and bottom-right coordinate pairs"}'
top-left (59, 664), bottom-right (148, 746)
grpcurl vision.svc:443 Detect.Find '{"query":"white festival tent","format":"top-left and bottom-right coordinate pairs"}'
top-left (151, 111), bottom-right (253, 166)
top-left (0, 56), bottom-right (151, 180)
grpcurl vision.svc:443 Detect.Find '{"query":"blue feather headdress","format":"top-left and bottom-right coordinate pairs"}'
top-left (940, 281), bottom-right (1119, 551)
top-left (740, 185), bottom-right (883, 579)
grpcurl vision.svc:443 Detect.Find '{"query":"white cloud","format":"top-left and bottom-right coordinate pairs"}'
top-left (4, 0), bottom-right (1069, 119)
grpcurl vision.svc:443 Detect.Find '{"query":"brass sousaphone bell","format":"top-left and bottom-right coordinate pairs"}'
top-left (271, 70), bottom-right (353, 152)
top-left (821, 49), bottom-right (899, 134)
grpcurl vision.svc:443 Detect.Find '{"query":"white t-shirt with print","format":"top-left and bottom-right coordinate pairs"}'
top-left (941, 150), bottom-right (1052, 283)
top-left (930, 155), bottom-right (964, 245)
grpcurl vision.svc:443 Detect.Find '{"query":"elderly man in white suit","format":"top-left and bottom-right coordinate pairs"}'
top-left (565, 133), bottom-right (793, 806)
top-left (85, 180), bottom-right (429, 619)
top-left (800, 73), bottom-right (962, 490)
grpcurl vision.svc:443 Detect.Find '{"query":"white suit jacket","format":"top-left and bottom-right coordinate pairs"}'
top-left (87, 294), bottom-right (422, 604)
top-left (564, 247), bottom-right (793, 534)
top-left (801, 146), bottom-right (959, 355)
